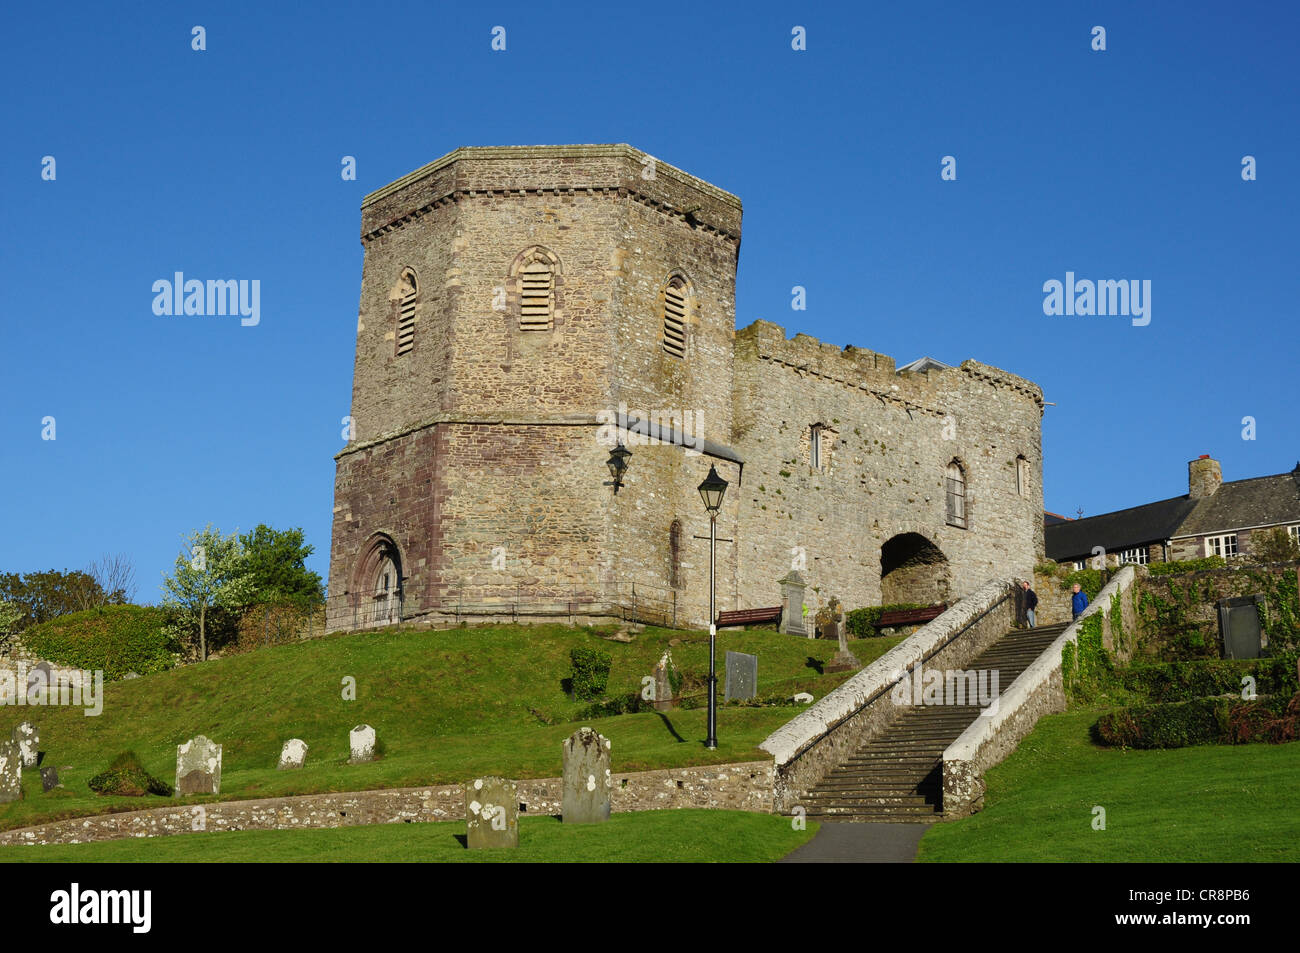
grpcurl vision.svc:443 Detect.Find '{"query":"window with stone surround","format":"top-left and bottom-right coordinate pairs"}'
top-left (805, 423), bottom-right (835, 472)
top-left (1016, 455), bottom-right (1030, 497)
top-left (1120, 546), bottom-right (1149, 565)
top-left (511, 246), bottom-right (560, 332)
top-left (1289, 525), bottom-right (1300, 548)
top-left (945, 460), bottom-right (967, 528)
top-left (662, 277), bottom-right (688, 358)
top-left (396, 269), bottom-right (418, 356)
top-left (1205, 534), bottom-right (1238, 558)
top-left (669, 519), bottom-right (683, 589)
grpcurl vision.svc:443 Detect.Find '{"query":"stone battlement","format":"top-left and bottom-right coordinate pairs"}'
top-left (736, 320), bottom-right (1043, 411)
top-left (360, 144), bottom-right (743, 244)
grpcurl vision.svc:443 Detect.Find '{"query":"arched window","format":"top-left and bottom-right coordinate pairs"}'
top-left (519, 256), bottom-right (555, 331)
top-left (396, 269), bottom-right (418, 356)
top-left (811, 425), bottom-right (824, 470)
top-left (1016, 455), bottom-right (1031, 497)
top-left (945, 461), bottom-right (967, 528)
top-left (662, 277), bottom-right (688, 358)
top-left (373, 555), bottom-right (400, 625)
top-left (669, 519), bottom-right (683, 589)
top-left (353, 534), bottom-right (404, 628)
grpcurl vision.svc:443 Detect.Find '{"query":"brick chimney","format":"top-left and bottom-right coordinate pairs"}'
top-left (1188, 455), bottom-right (1222, 498)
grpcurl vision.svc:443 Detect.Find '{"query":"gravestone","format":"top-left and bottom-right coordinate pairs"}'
top-left (0, 741), bottom-right (20, 803)
top-left (562, 727), bottom-right (612, 824)
top-left (122, 672), bottom-right (140, 680)
top-left (278, 739), bottom-right (309, 770)
top-left (1218, 596), bottom-right (1265, 659)
top-left (465, 776), bottom-right (518, 849)
top-left (825, 603), bottom-right (861, 674)
top-left (12, 722), bottom-right (38, 768)
top-left (26, 662), bottom-right (52, 701)
top-left (40, 766), bottom-right (61, 792)
top-left (175, 735), bottom-right (222, 796)
top-left (725, 651), bottom-right (758, 701)
top-left (792, 692), bottom-right (814, 704)
top-left (778, 571), bottom-right (809, 637)
top-left (349, 725), bottom-right (376, 763)
top-left (651, 652), bottom-right (675, 712)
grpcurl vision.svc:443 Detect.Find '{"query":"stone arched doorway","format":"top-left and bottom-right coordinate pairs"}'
top-left (880, 533), bottom-right (951, 605)
top-left (353, 534), bottom-right (403, 627)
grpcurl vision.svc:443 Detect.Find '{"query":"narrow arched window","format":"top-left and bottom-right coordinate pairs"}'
top-left (1016, 455), bottom-right (1030, 497)
top-left (396, 269), bottom-right (418, 356)
top-left (946, 461), bottom-right (967, 528)
top-left (519, 259), bottom-right (554, 331)
top-left (669, 519), bottom-right (683, 589)
top-left (662, 277), bottom-right (688, 358)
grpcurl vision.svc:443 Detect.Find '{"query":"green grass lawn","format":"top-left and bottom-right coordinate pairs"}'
top-left (917, 708), bottom-right (1300, 862)
top-left (0, 809), bottom-right (816, 863)
top-left (0, 622), bottom-right (901, 832)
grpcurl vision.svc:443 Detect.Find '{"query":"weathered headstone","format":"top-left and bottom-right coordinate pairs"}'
top-left (1218, 595), bottom-right (1266, 659)
top-left (11, 722), bottom-right (38, 768)
top-left (465, 776), bottom-right (518, 849)
top-left (0, 741), bottom-right (22, 803)
top-left (349, 725), bottom-right (376, 763)
top-left (562, 727), bottom-right (612, 824)
top-left (792, 692), bottom-right (814, 704)
top-left (175, 735), bottom-right (222, 796)
top-left (278, 739), bottom-right (309, 770)
top-left (725, 651), bottom-right (758, 701)
top-left (778, 571), bottom-right (809, 637)
top-left (26, 661), bottom-right (52, 701)
top-left (122, 672), bottom-right (140, 680)
top-left (651, 651), bottom-right (675, 712)
top-left (40, 766), bottom-right (61, 792)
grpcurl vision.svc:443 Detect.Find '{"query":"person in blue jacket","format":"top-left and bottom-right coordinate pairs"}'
top-left (1071, 583), bottom-right (1089, 619)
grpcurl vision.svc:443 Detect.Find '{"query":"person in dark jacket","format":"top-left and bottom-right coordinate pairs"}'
top-left (1071, 583), bottom-right (1089, 619)
top-left (1022, 580), bottom-right (1039, 628)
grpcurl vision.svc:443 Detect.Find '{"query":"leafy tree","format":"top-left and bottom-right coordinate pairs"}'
top-left (160, 526), bottom-right (256, 661)
top-left (238, 525), bottom-right (324, 607)
top-left (1250, 527), bottom-right (1300, 564)
top-left (0, 600), bottom-right (25, 652)
top-left (0, 569), bottom-right (111, 630)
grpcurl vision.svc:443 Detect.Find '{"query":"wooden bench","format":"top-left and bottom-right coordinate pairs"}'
top-left (877, 604), bottom-right (947, 628)
top-left (715, 606), bottom-right (782, 628)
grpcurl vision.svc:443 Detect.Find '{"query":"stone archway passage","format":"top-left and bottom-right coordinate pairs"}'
top-left (880, 533), bottom-right (950, 605)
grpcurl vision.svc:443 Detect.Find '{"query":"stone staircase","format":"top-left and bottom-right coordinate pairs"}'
top-left (796, 622), bottom-right (1068, 822)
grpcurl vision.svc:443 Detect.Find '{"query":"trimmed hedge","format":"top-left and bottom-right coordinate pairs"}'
top-left (17, 605), bottom-right (177, 679)
top-left (1146, 556), bottom-right (1227, 577)
top-left (845, 603), bottom-right (928, 637)
top-left (1119, 656), bottom-right (1298, 704)
top-left (1094, 692), bottom-right (1300, 748)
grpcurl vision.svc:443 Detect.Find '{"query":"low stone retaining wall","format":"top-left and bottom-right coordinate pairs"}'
top-left (759, 579), bottom-right (1016, 813)
top-left (0, 760), bottom-right (774, 847)
top-left (942, 566), bottom-right (1138, 817)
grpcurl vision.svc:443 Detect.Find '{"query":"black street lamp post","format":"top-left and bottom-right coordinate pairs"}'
top-left (697, 464), bottom-right (728, 750)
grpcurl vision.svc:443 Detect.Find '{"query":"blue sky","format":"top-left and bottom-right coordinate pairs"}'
top-left (2, 1), bottom-right (1297, 599)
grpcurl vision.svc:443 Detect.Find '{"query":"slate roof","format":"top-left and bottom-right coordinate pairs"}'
top-left (1173, 467), bottom-right (1300, 537)
top-left (1045, 496), bottom-right (1199, 560)
top-left (1043, 511), bottom-right (1072, 526)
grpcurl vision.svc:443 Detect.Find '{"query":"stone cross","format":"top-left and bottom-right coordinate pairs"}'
top-left (11, 722), bottom-right (38, 768)
top-left (465, 776), bottom-right (518, 848)
top-left (349, 725), bottom-right (376, 763)
top-left (175, 735), bottom-right (222, 796)
top-left (562, 727), bottom-right (612, 824)
top-left (0, 741), bottom-right (21, 803)
top-left (724, 651), bottom-right (758, 701)
top-left (778, 571), bottom-right (808, 637)
top-left (278, 739), bottom-right (309, 770)
top-left (825, 603), bottom-right (861, 673)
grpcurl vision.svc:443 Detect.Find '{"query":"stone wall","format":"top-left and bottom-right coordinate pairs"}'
top-left (760, 580), bottom-right (1015, 812)
top-left (0, 760), bottom-right (773, 847)
top-left (732, 321), bottom-right (1043, 616)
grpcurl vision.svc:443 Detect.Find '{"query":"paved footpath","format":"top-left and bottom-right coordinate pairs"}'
top-left (780, 822), bottom-right (930, 863)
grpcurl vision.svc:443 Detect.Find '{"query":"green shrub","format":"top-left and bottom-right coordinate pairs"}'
top-left (1094, 693), bottom-right (1300, 748)
top-left (1147, 556), bottom-right (1227, 577)
top-left (568, 647), bottom-right (612, 701)
top-left (845, 603), bottom-right (928, 637)
top-left (87, 751), bottom-right (173, 797)
top-left (18, 605), bottom-right (178, 679)
top-left (1119, 656), bottom-right (1299, 703)
top-left (1062, 569), bottom-right (1105, 600)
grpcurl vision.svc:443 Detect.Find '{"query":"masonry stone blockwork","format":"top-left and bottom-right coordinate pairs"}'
top-left (327, 145), bottom-right (1044, 632)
